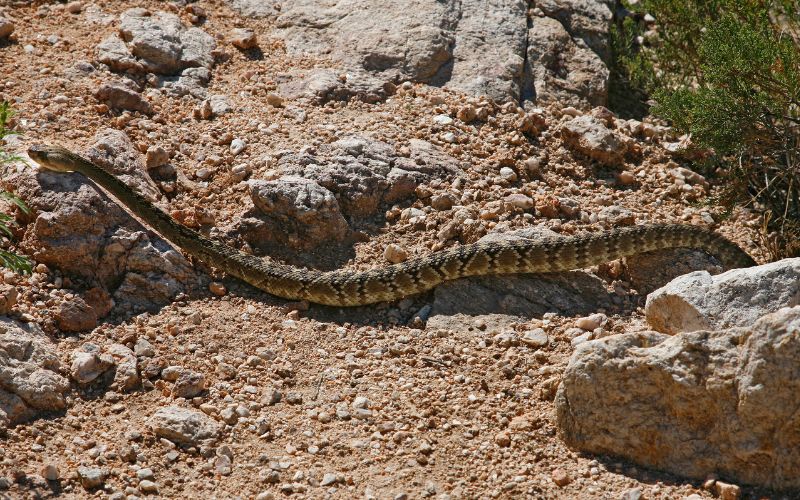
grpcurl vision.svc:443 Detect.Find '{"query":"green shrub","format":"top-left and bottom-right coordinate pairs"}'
top-left (0, 101), bottom-right (32, 274)
top-left (615, 0), bottom-right (800, 259)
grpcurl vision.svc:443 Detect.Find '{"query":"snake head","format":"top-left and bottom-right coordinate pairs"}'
top-left (27, 144), bottom-right (82, 172)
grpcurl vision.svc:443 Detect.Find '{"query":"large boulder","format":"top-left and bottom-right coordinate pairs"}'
top-left (645, 258), bottom-right (800, 334)
top-left (556, 306), bottom-right (800, 489)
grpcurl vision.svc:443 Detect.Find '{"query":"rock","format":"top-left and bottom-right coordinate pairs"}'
top-left (11, 129), bottom-right (200, 316)
top-left (209, 282), bottom-right (226, 296)
top-left (93, 82), bottom-right (152, 113)
top-left (230, 28), bottom-right (257, 49)
top-left (551, 468), bottom-right (571, 487)
top-left (561, 115), bottom-right (629, 166)
top-left (78, 467), bottom-right (107, 489)
top-left (428, 228), bottom-right (612, 331)
top-left (626, 248), bottom-right (723, 296)
top-left (107, 344), bottom-right (139, 391)
top-left (97, 8), bottom-right (215, 74)
top-left (134, 338), bottom-right (155, 357)
top-left (245, 176), bottom-right (350, 251)
top-left (521, 328), bottom-right (549, 348)
top-left (55, 296), bottom-right (98, 333)
top-left (0, 319), bottom-right (69, 417)
top-left (139, 479), bottom-right (158, 493)
top-left (149, 406), bottom-right (221, 445)
top-left (536, 0), bottom-right (614, 59)
top-left (645, 258), bottom-right (800, 334)
top-left (229, 0), bottom-right (280, 18)
top-left (0, 18), bottom-right (14, 39)
top-left (172, 370), bottom-right (205, 399)
top-left (525, 16), bottom-right (609, 109)
top-left (66, 2), bottom-right (83, 14)
top-left (383, 244), bottom-right (408, 264)
top-left (556, 306), bottom-right (800, 489)
top-left (70, 344), bottom-right (115, 384)
top-left (41, 464), bottom-right (59, 481)
top-left (145, 146), bottom-right (169, 169)
top-left (0, 284), bottom-right (18, 314)
top-left (574, 313), bottom-right (606, 331)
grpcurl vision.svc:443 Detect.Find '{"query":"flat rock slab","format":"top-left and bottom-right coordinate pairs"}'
top-left (556, 306), bottom-right (800, 489)
top-left (645, 258), bottom-right (800, 334)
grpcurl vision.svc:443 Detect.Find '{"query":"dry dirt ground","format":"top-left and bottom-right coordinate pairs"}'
top-left (0, 1), bottom-right (779, 499)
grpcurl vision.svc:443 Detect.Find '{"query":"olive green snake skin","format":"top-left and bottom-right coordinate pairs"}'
top-left (28, 145), bottom-right (756, 306)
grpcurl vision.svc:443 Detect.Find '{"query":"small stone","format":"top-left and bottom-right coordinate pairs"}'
top-left (714, 481), bottom-right (741, 500)
top-left (161, 366), bottom-right (183, 382)
top-left (620, 488), bottom-right (642, 500)
top-left (55, 296), bottom-right (97, 332)
top-left (499, 167), bottom-right (517, 182)
top-left (66, 2), bottom-right (83, 14)
top-left (320, 473), bottom-right (337, 486)
top-left (456, 105), bottom-right (477, 122)
top-left (575, 313), bottom-right (607, 331)
top-left (195, 167), bottom-right (211, 180)
top-left (146, 146), bottom-right (169, 169)
top-left (505, 193), bottom-right (534, 210)
top-left (430, 193), bottom-right (456, 211)
top-left (230, 28), bottom-right (258, 49)
top-left (149, 406), bottom-right (221, 445)
top-left (266, 93), bottom-right (284, 107)
top-left (551, 469), bottom-right (571, 487)
top-left (139, 480), bottom-right (158, 493)
top-left (215, 454), bottom-right (232, 475)
top-left (78, 467), bottom-right (107, 490)
top-left (209, 282), bottom-right (227, 296)
top-left (230, 138), bottom-right (247, 155)
top-left (172, 370), bottom-right (206, 399)
top-left (523, 157), bottom-right (541, 175)
top-left (617, 171), bottom-right (636, 185)
top-left (0, 284), bottom-right (18, 314)
top-left (134, 338), bottom-right (155, 357)
top-left (71, 346), bottom-right (115, 384)
top-left (441, 132), bottom-right (456, 143)
top-left (352, 396), bottom-right (370, 409)
top-left (384, 244), bottom-right (408, 264)
top-left (521, 329), bottom-right (549, 348)
top-left (494, 432), bottom-right (511, 447)
top-left (0, 18), bottom-right (14, 39)
top-left (41, 464), bottom-right (59, 481)
top-left (433, 114), bottom-right (453, 125)
top-left (136, 468), bottom-right (154, 481)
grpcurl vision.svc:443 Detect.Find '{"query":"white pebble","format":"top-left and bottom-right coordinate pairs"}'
top-left (575, 313), bottom-right (607, 331)
top-left (499, 167), bottom-right (518, 182)
top-left (230, 138), bottom-right (247, 155)
top-left (384, 244), bottom-right (408, 264)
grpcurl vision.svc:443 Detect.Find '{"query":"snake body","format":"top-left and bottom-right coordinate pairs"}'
top-left (27, 145), bottom-right (756, 306)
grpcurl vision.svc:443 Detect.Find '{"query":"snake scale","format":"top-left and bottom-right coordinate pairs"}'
top-left (28, 145), bottom-right (756, 307)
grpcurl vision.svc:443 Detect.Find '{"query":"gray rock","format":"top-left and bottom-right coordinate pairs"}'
top-left (536, 0), bottom-right (614, 59)
top-left (70, 344), bottom-right (115, 384)
top-left (246, 176), bottom-right (349, 251)
top-left (277, 68), bottom-right (390, 105)
top-left (556, 306), bottom-right (800, 489)
top-left (645, 258), bottom-right (800, 334)
top-left (428, 228), bottom-right (611, 331)
top-left (55, 296), bottom-right (98, 333)
top-left (0, 319), bottom-right (69, 416)
top-left (172, 370), bottom-right (206, 399)
top-left (78, 467), bottom-right (107, 489)
top-left (626, 248), bottom-right (723, 296)
top-left (149, 406), bottom-right (221, 445)
top-left (97, 8), bottom-right (215, 74)
top-left (107, 344), bottom-right (139, 391)
top-left (229, 0), bottom-right (280, 18)
top-left (14, 129), bottom-right (201, 316)
top-left (525, 17), bottom-right (609, 109)
top-left (0, 284), bottom-right (17, 315)
top-left (93, 82), bottom-right (152, 113)
top-left (560, 115), bottom-right (629, 166)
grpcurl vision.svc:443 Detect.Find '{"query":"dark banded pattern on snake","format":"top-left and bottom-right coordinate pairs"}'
top-left (27, 145), bottom-right (757, 307)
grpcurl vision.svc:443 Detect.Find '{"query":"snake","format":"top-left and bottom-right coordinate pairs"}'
top-left (27, 144), bottom-right (756, 307)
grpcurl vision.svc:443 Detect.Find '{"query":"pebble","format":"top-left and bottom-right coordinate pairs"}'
top-left (521, 329), bottom-right (548, 348)
top-left (66, 1), bottom-right (83, 14)
top-left (430, 193), bottom-right (456, 211)
top-left (352, 396), bottom-right (370, 409)
top-left (441, 132), bottom-right (456, 143)
top-left (161, 366), bottom-right (183, 381)
top-left (575, 313), bottom-right (607, 331)
top-left (230, 28), bottom-right (257, 49)
top-left (78, 467), bottom-right (106, 489)
top-left (0, 284), bottom-right (17, 315)
top-left (505, 193), bottom-right (534, 210)
top-left (136, 468), bottom-right (154, 481)
top-left (145, 146), bottom-right (169, 169)
top-left (139, 480), bottom-right (158, 493)
top-left (209, 282), bottom-right (227, 296)
top-left (617, 171), bottom-right (636, 185)
top-left (320, 473), bottom-right (338, 486)
top-left (41, 464), bottom-right (59, 481)
top-left (230, 138), bottom-right (247, 155)
top-left (433, 114), bottom-right (453, 125)
top-left (0, 18), bottom-right (15, 39)
top-left (714, 481), bottom-right (741, 500)
top-left (621, 487), bottom-right (642, 500)
top-left (570, 332), bottom-right (592, 347)
top-left (551, 468), bottom-right (571, 487)
top-left (134, 338), bottom-right (155, 357)
top-left (195, 167), bottom-right (211, 180)
top-left (266, 93), bottom-right (284, 107)
top-left (215, 455), bottom-right (232, 475)
top-left (494, 431), bottom-right (511, 447)
top-left (499, 167), bottom-right (517, 182)
top-left (384, 244), bottom-right (408, 264)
